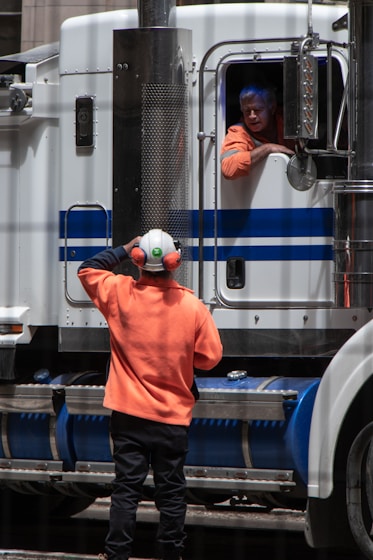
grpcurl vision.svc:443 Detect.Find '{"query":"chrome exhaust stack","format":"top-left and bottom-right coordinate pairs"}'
top-left (334, 0), bottom-right (373, 307)
top-left (112, 0), bottom-right (192, 285)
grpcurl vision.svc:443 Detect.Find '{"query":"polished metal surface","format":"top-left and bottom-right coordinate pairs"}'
top-left (333, 1), bottom-right (373, 307)
top-left (334, 180), bottom-right (373, 307)
top-left (64, 384), bottom-right (297, 420)
top-left (138, 0), bottom-right (176, 27)
top-left (112, 27), bottom-right (192, 288)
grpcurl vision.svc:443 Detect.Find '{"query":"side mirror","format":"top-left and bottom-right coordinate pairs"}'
top-left (287, 153), bottom-right (317, 191)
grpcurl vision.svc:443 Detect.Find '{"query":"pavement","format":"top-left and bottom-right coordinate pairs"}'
top-left (76, 498), bottom-right (305, 532)
top-left (0, 553), bottom-right (149, 560)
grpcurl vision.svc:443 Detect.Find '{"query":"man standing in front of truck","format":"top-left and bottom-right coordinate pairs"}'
top-left (220, 82), bottom-right (295, 180)
top-left (77, 228), bottom-right (223, 560)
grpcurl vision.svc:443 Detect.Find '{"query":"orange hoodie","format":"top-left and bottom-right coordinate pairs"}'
top-left (78, 248), bottom-right (222, 426)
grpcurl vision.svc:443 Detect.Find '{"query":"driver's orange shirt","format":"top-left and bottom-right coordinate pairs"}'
top-left (220, 114), bottom-right (295, 180)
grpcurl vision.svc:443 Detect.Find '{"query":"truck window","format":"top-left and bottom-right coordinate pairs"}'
top-left (224, 59), bottom-right (347, 180)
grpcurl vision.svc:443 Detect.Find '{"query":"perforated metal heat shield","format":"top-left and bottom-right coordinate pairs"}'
top-left (113, 28), bottom-right (192, 286)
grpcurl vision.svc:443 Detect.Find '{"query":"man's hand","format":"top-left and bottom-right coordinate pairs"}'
top-left (250, 143), bottom-right (294, 167)
top-left (123, 236), bottom-right (142, 255)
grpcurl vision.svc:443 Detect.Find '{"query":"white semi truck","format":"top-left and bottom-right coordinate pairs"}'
top-left (2, 0), bottom-right (373, 557)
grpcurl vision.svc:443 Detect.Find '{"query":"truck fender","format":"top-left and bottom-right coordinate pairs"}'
top-left (308, 317), bottom-right (373, 499)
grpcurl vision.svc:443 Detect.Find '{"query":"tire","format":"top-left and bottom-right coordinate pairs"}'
top-left (346, 421), bottom-right (373, 559)
top-left (0, 486), bottom-right (95, 520)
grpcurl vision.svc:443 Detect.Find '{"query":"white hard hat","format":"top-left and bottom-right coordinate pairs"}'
top-left (131, 228), bottom-right (181, 272)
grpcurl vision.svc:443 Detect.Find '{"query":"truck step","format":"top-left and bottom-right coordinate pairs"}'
top-left (64, 385), bottom-right (298, 421)
top-left (0, 383), bottom-right (298, 422)
top-left (0, 462), bottom-right (295, 493)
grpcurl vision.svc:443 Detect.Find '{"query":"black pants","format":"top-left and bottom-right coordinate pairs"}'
top-left (105, 411), bottom-right (189, 560)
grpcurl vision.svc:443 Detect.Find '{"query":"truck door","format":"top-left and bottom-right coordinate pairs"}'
top-left (212, 57), bottom-right (346, 308)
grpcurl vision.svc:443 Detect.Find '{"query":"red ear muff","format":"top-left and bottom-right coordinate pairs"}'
top-left (162, 251), bottom-right (182, 271)
top-left (131, 246), bottom-right (147, 268)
